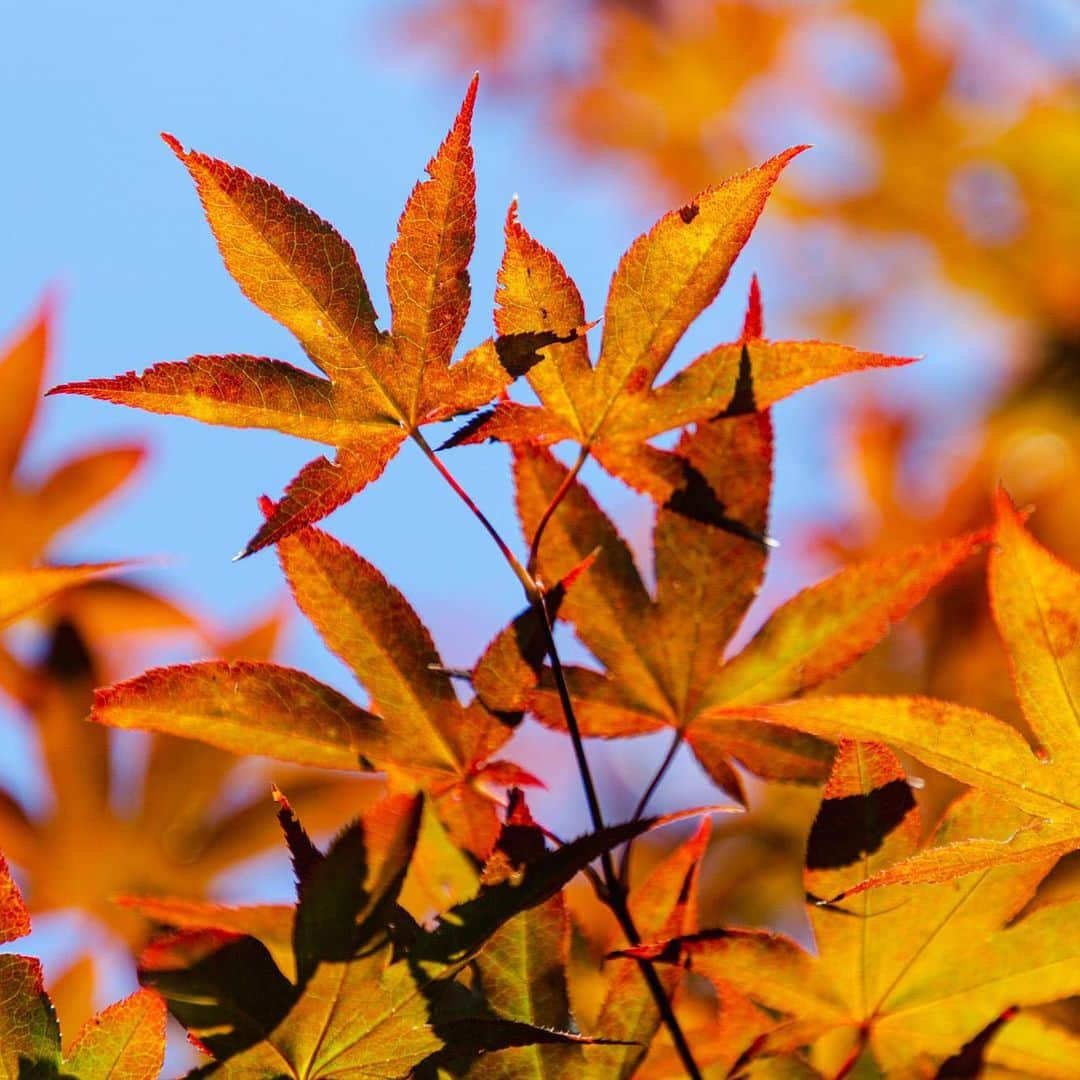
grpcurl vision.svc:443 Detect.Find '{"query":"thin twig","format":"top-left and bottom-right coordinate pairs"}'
top-left (534, 595), bottom-right (609, 841)
top-left (527, 443), bottom-right (589, 576)
top-left (538, 600), bottom-right (702, 1079)
top-left (618, 727), bottom-right (685, 884)
top-left (412, 430), bottom-right (535, 597)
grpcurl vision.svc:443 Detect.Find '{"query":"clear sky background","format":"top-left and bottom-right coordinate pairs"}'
top-left (0, 0), bottom-right (1033, 1052)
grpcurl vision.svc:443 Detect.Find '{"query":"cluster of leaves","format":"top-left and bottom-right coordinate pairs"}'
top-left (1, 77), bottom-right (1074, 1075)
top-left (397, 0), bottom-right (1080, 841)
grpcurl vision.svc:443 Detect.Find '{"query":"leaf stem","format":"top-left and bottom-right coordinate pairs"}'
top-left (539, 597), bottom-right (702, 1079)
top-left (416, 431), bottom-right (702, 1080)
top-left (618, 727), bottom-right (685, 884)
top-left (411, 430), bottom-right (535, 596)
top-left (527, 444), bottom-right (589, 577)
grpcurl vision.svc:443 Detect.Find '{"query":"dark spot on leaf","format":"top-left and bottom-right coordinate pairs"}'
top-left (806, 779), bottom-right (916, 870)
top-left (625, 365), bottom-right (650, 394)
top-left (495, 329), bottom-right (579, 379)
top-left (664, 458), bottom-right (771, 548)
top-left (678, 201), bottom-right (700, 224)
top-left (934, 1007), bottom-right (1018, 1077)
top-left (714, 343), bottom-right (757, 418)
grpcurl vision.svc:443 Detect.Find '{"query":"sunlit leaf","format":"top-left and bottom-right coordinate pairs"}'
top-left (50, 78), bottom-right (538, 555)
top-left (514, 426), bottom-right (984, 794)
top-left (625, 740), bottom-right (1080, 1073)
top-left (720, 490), bottom-right (1080, 875)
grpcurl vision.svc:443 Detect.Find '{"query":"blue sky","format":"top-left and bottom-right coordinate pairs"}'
top-left (0, 0), bottom-right (1029, 1051)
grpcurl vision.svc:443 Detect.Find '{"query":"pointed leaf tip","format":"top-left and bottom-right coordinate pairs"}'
top-left (742, 274), bottom-right (764, 340)
top-left (160, 131), bottom-right (183, 155)
top-left (455, 72), bottom-right (480, 131)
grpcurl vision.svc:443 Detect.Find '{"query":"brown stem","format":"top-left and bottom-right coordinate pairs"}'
top-left (527, 444), bottom-right (589, 577)
top-left (416, 432), bottom-right (702, 1080)
top-left (831, 1026), bottom-right (870, 1080)
top-left (618, 727), bottom-right (685, 884)
top-left (412, 430), bottom-right (535, 596)
top-left (538, 599), bottom-right (702, 1080)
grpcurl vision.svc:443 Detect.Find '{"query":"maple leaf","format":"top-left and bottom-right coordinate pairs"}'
top-left (444, 192), bottom-right (914, 505)
top-left (139, 792), bottom-right (630, 1077)
top-left (622, 739), bottom-right (1080, 1074)
top-left (511, 416), bottom-right (988, 801)
top-left (719, 489), bottom-right (1080, 880)
top-left (0, 306), bottom-right (372, 1026)
top-left (0, 296), bottom-right (208, 716)
top-left (48, 77), bottom-right (552, 557)
top-left (0, 563), bottom-right (129, 632)
top-left (0, 299), bottom-right (150, 662)
top-left (0, 607), bottom-right (373, 981)
top-left (416, 792), bottom-right (587, 1078)
top-left (412, 802), bottom-right (732, 970)
top-left (0, 851), bottom-right (167, 1079)
top-left (89, 522), bottom-right (554, 858)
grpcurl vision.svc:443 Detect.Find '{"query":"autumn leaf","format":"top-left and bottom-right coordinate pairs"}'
top-left (0, 850), bottom-right (30, 944)
top-left (584, 819), bottom-right (711, 1078)
top-left (424, 792), bottom-right (587, 1078)
top-left (48, 77), bottom-right (551, 557)
top-left (623, 740), bottom-right (1080, 1074)
top-left (140, 794), bottom-right (444, 1076)
top-left (719, 488), bottom-right (1080, 881)
top-left (0, 299), bottom-right (145, 571)
top-left (0, 562), bottom-right (129, 631)
top-left (982, 1008), bottom-right (1080, 1077)
top-left (139, 793), bottom-right (612, 1077)
top-left (444, 199), bottom-right (913, 504)
top-left (0, 299), bottom-right (382, 1045)
top-left (0, 609), bottom-right (376, 976)
top-left (413, 800), bottom-right (732, 968)
top-left (514, 421), bottom-right (987, 800)
top-left (91, 522), bottom-right (545, 857)
top-left (0, 302), bottom-right (146, 632)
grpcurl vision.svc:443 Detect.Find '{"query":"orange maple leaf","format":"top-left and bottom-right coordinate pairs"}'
top-left (50, 78), bottom-right (545, 557)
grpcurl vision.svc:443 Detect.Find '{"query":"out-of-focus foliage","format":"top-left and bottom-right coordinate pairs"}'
top-left (401, 0), bottom-right (1080, 336)
top-left (0, 854), bottom-right (166, 1079)
top-left (0, 304), bottom-right (375, 1041)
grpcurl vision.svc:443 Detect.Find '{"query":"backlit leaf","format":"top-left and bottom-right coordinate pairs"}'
top-left (720, 490), bottom-right (1080, 874)
top-left (626, 740), bottom-right (1080, 1073)
top-left (514, 430), bottom-right (983, 793)
top-left (449, 213), bottom-right (913, 503)
top-left (0, 563), bottom-right (127, 630)
top-left (50, 78), bottom-right (533, 555)
top-left (64, 989), bottom-right (166, 1080)
top-left (92, 659), bottom-right (386, 771)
